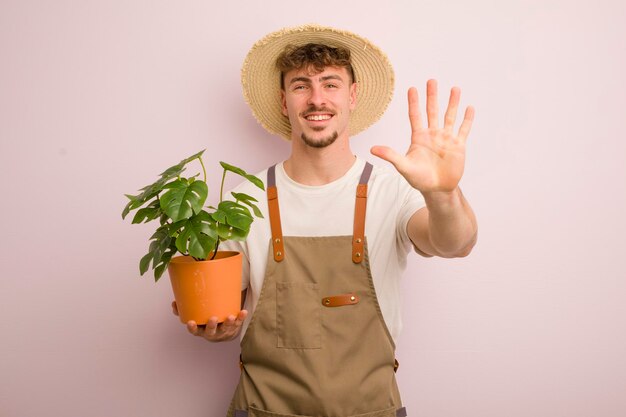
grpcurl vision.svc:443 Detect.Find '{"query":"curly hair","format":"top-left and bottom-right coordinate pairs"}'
top-left (276, 43), bottom-right (356, 89)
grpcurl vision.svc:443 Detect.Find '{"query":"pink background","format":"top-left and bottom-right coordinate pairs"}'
top-left (2, 0), bottom-right (625, 416)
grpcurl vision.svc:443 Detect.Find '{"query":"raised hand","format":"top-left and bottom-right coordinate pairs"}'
top-left (371, 79), bottom-right (474, 194)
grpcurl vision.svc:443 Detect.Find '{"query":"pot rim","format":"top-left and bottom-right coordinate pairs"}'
top-left (169, 251), bottom-right (242, 264)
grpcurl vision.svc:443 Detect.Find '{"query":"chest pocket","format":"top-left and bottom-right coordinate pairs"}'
top-left (276, 282), bottom-right (321, 349)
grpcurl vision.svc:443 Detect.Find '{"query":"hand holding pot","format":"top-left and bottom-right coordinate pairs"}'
top-left (172, 301), bottom-right (248, 342)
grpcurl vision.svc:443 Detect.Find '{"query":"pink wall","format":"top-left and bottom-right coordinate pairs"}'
top-left (2, 1), bottom-right (625, 416)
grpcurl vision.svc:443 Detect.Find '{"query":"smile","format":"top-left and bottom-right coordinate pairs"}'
top-left (305, 114), bottom-right (332, 121)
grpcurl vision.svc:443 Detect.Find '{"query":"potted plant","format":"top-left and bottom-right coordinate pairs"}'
top-left (122, 150), bottom-right (264, 324)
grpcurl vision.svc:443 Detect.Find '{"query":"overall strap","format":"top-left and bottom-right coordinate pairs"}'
top-left (267, 165), bottom-right (285, 262)
top-left (352, 162), bottom-right (373, 263)
top-left (267, 162), bottom-right (373, 264)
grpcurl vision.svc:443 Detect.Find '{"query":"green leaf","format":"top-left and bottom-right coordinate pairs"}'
top-left (122, 203), bottom-right (132, 220)
top-left (159, 150), bottom-right (205, 177)
top-left (218, 201), bottom-right (253, 228)
top-left (244, 174), bottom-right (264, 191)
top-left (138, 225), bottom-right (174, 277)
top-left (122, 194), bottom-right (147, 219)
top-left (211, 203), bottom-right (252, 230)
top-left (160, 179), bottom-right (208, 222)
top-left (231, 192), bottom-right (258, 203)
top-left (131, 207), bottom-right (156, 224)
top-left (245, 201), bottom-right (263, 218)
top-left (138, 177), bottom-right (168, 193)
top-left (121, 178), bottom-right (168, 219)
top-left (219, 161), bottom-right (265, 191)
top-left (154, 261), bottom-right (168, 281)
top-left (132, 200), bottom-right (162, 224)
top-left (174, 211), bottom-right (218, 259)
top-left (210, 209), bottom-right (227, 224)
top-left (219, 161), bottom-right (246, 176)
top-left (167, 219), bottom-right (187, 236)
top-left (123, 150), bottom-right (206, 220)
top-left (209, 200), bottom-right (255, 241)
top-left (232, 192), bottom-right (264, 218)
top-left (153, 242), bottom-right (177, 282)
top-left (217, 222), bottom-right (249, 241)
top-left (158, 150), bottom-right (205, 180)
top-left (122, 194), bottom-right (138, 219)
top-left (148, 226), bottom-right (172, 269)
top-left (158, 165), bottom-right (186, 181)
top-left (139, 251), bottom-right (153, 275)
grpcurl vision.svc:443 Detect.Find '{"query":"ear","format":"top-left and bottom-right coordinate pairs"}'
top-left (281, 90), bottom-right (288, 116)
top-left (349, 82), bottom-right (357, 111)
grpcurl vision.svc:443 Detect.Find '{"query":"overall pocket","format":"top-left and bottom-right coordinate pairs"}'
top-left (276, 282), bottom-right (321, 349)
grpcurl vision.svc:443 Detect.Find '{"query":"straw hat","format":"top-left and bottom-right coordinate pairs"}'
top-left (241, 24), bottom-right (395, 140)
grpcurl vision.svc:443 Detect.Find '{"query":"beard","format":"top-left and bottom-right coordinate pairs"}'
top-left (300, 129), bottom-right (339, 148)
top-left (297, 105), bottom-right (339, 148)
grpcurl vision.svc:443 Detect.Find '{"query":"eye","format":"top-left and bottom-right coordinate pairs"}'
top-left (325, 83), bottom-right (338, 89)
top-left (293, 84), bottom-right (307, 91)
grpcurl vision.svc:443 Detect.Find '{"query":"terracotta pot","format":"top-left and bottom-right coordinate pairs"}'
top-left (168, 251), bottom-right (242, 324)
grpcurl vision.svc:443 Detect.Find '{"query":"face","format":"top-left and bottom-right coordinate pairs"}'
top-left (281, 66), bottom-right (357, 148)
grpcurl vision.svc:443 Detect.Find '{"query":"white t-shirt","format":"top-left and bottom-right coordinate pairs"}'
top-left (221, 157), bottom-right (426, 342)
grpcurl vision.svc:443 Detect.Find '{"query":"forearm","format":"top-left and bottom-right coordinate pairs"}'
top-left (409, 187), bottom-right (477, 257)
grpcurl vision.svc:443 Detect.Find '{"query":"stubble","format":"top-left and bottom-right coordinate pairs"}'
top-left (300, 130), bottom-right (339, 148)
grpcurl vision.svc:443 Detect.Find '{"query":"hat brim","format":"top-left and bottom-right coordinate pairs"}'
top-left (241, 24), bottom-right (395, 140)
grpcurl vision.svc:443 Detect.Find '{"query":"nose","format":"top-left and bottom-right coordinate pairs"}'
top-left (307, 85), bottom-right (326, 107)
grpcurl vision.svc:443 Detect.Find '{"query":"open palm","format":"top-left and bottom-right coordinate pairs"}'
top-left (371, 79), bottom-right (474, 194)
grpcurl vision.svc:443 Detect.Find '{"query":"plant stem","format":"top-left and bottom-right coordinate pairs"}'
top-left (198, 155), bottom-right (207, 183)
top-left (212, 168), bottom-right (227, 260)
top-left (210, 239), bottom-right (220, 260)
top-left (219, 168), bottom-right (227, 202)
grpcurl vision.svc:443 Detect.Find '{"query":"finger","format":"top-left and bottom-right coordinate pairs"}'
top-left (223, 311), bottom-right (248, 338)
top-left (186, 320), bottom-right (199, 335)
top-left (426, 79), bottom-right (439, 129)
top-left (171, 301), bottom-right (179, 316)
top-left (204, 317), bottom-right (219, 338)
top-left (457, 106), bottom-right (475, 142)
top-left (407, 87), bottom-right (422, 132)
top-left (216, 315), bottom-right (238, 340)
top-left (370, 146), bottom-right (410, 174)
top-left (235, 310), bottom-right (248, 325)
top-left (222, 315), bottom-right (237, 329)
top-left (443, 86), bottom-right (461, 131)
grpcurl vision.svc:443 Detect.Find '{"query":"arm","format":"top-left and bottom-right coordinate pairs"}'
top-left (372, 79), bottom-right (477, 258)
top-left (407, 189), bottom-right (477, 258)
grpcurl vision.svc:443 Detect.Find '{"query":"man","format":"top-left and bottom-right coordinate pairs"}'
top-left (174, 25), bottom-right (477, 417)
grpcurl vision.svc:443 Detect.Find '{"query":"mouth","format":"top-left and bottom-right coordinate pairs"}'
top-left (305, 114), bottom-right (333, 121)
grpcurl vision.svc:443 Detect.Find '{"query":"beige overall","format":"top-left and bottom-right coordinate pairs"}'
top-left (228, 163), bottom-right (406, 417)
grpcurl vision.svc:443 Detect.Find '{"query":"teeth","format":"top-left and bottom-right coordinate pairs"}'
top-left (306, 114), bottom-right (331, 121)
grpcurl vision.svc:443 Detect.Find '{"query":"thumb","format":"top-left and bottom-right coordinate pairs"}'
top-left (370, 146), bottom-right (408, 172)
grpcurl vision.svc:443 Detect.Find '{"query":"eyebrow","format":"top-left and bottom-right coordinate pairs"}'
top-left (288, 74), bottom-right (345, 85)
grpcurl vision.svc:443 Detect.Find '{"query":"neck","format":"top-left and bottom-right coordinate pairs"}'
top-left (283, 135), bottom-right (356, 185)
